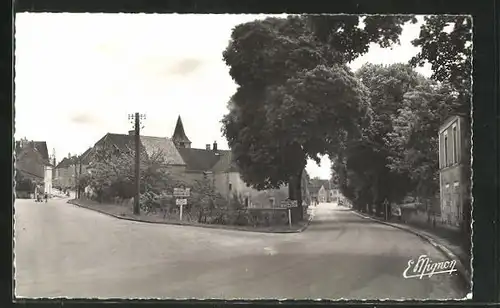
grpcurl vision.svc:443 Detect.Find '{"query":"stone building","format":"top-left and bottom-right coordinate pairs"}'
top-left (15, 139), bottom-right (53, 196)
top-left (53, 148), bottom-right (92, 190)
top-left (81, 115), bottom-right (310, 208)
top-left (308, 179), bottom-right (331, 203)
top-left (438, 115), bottom-right (470, 227)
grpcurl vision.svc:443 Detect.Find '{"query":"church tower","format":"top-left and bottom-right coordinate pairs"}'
top-left (172, 115), bottom-right (191, 148)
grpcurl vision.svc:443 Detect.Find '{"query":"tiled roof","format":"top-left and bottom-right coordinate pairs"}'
top-left (94, 133), bottom-right (185, 166)
top-left (104, 133), bottom-right (135, 151)
top-left (80, 147), bottom-right (93, 164)
top-left (139, 136), bottom-right (185, 165)
top-left (177, 148), bottom-right (223, 171)
top-left (211, 150), bottom-right (239, 173)
top-left (56, 157), bottom-right (73, 169)
top-left (32, 141), bottom-right (49, 162)
top-left (308, 179), bottom-right (330, 194)
top-left (15, 140), bottom-right (51, 166)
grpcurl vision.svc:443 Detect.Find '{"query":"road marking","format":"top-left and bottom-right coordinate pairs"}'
top-left (264, 247), bottom-right (277, 256)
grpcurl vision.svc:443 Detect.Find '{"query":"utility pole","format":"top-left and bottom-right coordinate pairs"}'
top-left (384, 198), bottom-right (389, 221)
top-left (78, 156), bottom-right (82, 198)
top-left (129, 112), bottom-right (146, 215)
top-left (71, 156), bottom-right (79, 199)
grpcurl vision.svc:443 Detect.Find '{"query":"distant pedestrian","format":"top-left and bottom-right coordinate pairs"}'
top-left (44, 193), bottom-right (48, 203)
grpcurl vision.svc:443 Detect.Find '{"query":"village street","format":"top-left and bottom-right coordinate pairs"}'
top-left (14, 198), bottom-right (466, 300)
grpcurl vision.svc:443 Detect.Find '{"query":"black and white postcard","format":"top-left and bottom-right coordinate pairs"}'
top-left (13, 13), bottom-right (473, 300)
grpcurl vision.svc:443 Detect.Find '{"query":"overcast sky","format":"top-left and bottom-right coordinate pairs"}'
top-left (15, 13), bottom-right (432, 179)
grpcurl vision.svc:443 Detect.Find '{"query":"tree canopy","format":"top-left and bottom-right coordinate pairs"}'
top-left (410, 15), bottom-right (472, 238)
top-left (222, 15), bottom-right (416, 220)
top-left (410, 15), bottom-right (472, 113)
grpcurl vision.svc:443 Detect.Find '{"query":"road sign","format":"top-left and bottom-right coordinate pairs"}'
top-left (176, 198), bottom-right (187, 206)
top-left (173, 188), bottom-right (190, 197)
top-left (280, 200), bottom-right (298, 208)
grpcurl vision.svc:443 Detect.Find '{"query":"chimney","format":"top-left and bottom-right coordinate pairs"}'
top-left (128, 130), bottom-right (135, 136)
top-left (213, 141), bottom-right (217, 151)
top-left (206, 144), bottom-right (211, 150)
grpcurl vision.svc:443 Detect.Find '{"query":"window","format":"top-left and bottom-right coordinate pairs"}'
top-left (452, 124), bottom-right (458, 164)
top-left (443, 131), bottom-right (449, 167)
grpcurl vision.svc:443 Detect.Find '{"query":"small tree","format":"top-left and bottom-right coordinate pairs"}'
top-left (189, 176), bottom-right (226, 223)
top-left (87, 147), bottom-right (173, 203)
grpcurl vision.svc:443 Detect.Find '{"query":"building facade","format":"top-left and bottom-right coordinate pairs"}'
top-left (329, 188), bottom-right (340, 202)
top-left (438, 115), bottom-right (469, 228)
top-left (53, 148), bottom-right (92, 190)
top-left (172, 116), bottom-right (309, 208)
top-left (81, 116), bottom-right (310, 208)
top-left (15, 139), bottom-right (53, 196)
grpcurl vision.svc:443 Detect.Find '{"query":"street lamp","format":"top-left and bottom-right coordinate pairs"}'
top-left (128, 112), bottom-right (146, 215)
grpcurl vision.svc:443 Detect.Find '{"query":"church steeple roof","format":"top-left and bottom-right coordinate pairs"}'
top-left (172, 115), bottom-right (191, 144)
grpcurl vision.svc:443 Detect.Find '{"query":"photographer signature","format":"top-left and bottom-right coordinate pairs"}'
top-left (403, 254), bottom-right (458, 279)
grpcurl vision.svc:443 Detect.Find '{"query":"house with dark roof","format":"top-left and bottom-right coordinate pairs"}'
top-left (308, 178), bottom-right (335, 203)
top-left (53, 147), bottom-right (93, 189)
top-left (172, 116), bottom-right (310, 208)
top-left (80, 115), bottom-right (311, 208)
top-left (15, 138), bottom-right (54, 196)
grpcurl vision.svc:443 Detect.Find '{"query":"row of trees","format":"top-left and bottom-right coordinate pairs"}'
top-left (221, 15), bottom-right (471, 232)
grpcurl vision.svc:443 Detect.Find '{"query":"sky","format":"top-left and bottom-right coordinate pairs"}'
top-left (14, 13), bottom-right (432, 179)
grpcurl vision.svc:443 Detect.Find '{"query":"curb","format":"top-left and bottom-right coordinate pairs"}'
top-left (352, 210), bottom-right (471, 290)
top-left (67, 200), bottom-right (314, 234)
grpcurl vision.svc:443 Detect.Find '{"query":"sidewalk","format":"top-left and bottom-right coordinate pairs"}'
top-left (352, 210), bottom-right (472, 290)
top-left (394, 219), bottom-right (469, 264)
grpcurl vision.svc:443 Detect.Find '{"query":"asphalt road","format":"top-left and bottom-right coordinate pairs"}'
top-left (14, 198), bottom-right (466, 300)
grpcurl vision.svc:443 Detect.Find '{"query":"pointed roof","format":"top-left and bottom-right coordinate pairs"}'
top-left (172, 115), bottom-right (191, 143)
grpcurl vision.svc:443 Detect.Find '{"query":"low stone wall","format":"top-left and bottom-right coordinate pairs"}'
top-left (80, 195), bottom-right (300, 227)
top-left (400, 207), bottom-right (460, 233)
top-left (247, 208), bottom-right (290, 226)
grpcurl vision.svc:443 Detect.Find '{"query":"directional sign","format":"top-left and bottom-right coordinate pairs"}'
top-left (173, 188), bottom-right (190, 197)
top-left (176, 198), bottom-right (187, 206)
top-left (280, 200), bottom-right (298, 208)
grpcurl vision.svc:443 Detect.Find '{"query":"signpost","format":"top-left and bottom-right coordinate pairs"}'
top-left (280, 200), bottom-right (298, 228)
top-left (174, 187), bottom-right (190, 221)
top-left (173, 188), bottom-right (190, 198)
top-left (384, 199), bottom-right (389, 221)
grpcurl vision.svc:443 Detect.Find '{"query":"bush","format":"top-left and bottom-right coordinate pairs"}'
top-left (139, 191), bottom-right (176, 215)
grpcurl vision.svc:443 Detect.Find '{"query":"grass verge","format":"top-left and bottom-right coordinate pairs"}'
top-left (67, 198), bottom-right (312, 234)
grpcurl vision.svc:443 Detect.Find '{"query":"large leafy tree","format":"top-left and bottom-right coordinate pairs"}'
top-left (410, 15), bottom-right (472, 250)
top-left (334, 63), bottom-right (426, 215)
top-left (410, 15), bottom-right (472, 116)
top-left (388, 82), bottom-right (458, 202)
top-left (222, 15), bottom-right (415, 221)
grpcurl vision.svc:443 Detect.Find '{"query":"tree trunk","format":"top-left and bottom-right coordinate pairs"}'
top-left (288, 169), bottom-right (304, 223)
